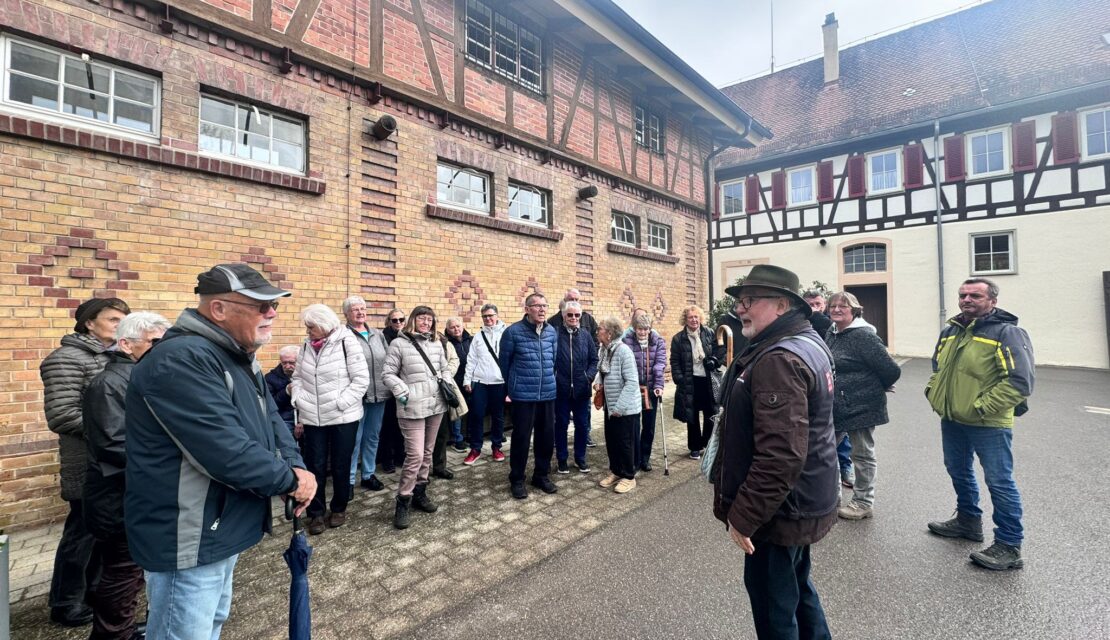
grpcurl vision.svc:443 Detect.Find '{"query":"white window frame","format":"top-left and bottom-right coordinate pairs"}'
top-left (1, 36), bottom-right (161, 139)
top-left (866, 148), bottom-right (902, 195)
top-left (507, 182), bottom-right (548, 226)
top-left (464, 0), bottom-right (542, 93)
top-left (1080, 104), bottom-right (1110, 160)
top-left (843, 243), bottom-right (887, 274)
top-left (646, 221), bottom-right (671, 254)
top-left (719, 179), bottom-right (745, 217)
top-left (634, 104), bottom-right (664, 154)
top-left (610, 212), bottom-right (638, 247)
top-left (198, 94), bottom-right (307, 174)
top-left (966, 126), bottom-right (1011, 179)
top-left (786, 165), bottom-right (816, 208)
top-left (436, 162), bottom-right (491, 214)
top-left (969, 231), bottom-right (1017, 276)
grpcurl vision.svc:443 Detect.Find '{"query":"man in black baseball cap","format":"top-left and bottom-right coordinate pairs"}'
top-left (194, 263), bottom-right (291, 301)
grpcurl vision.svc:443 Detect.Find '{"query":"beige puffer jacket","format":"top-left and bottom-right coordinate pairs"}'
top-left (382, 333), bottom-right (451, 420)
top-left (291, 327), bottom-right (369, 426)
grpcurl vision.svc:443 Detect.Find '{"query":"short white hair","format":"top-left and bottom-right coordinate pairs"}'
top-left (563, 301), bottom-right (582, 316)
top-left (342, 295), bottom-right (366, 315)
top-left (444, 316), bottom-right (463, 328)
top-left (278, 345), bottom-right (300, 360)
top-left (301, 304), bottom-right (341, 334)
top-left (116, 312), bottom-right (171, 342)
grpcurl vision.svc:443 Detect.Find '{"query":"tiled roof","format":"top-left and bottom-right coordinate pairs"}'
top-left (717, 0), bottom-right (1110, 166)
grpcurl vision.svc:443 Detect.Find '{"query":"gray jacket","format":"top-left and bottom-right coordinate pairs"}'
top-left (596, 341), bottom-right (642, 417)
top-left (382, 333), bottom-right (451, 420)
top-left (348, 324), bottom-right (390, 403)
top-left (824, 318), bottom-right (902, 432)
top-left (40, 332), bottom-right (111, 500)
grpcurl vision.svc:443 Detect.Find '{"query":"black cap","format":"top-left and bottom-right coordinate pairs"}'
top-left (194, 264), bottom-right (290, 301)
top-left (724, 264), bottom-right (811, 318)
top-left (74, 297), bottom-right (130, 333)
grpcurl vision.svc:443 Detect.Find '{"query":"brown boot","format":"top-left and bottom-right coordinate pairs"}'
top-left (327, 511), bottom-right (347, 528)
top-left (307, 516), bottom-right (326, 535)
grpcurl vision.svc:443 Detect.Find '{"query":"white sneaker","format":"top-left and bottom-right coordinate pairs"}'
top-left (614, 478), bottom-right (636, 494)
top-left (599, 473), bottom-right (620, 488)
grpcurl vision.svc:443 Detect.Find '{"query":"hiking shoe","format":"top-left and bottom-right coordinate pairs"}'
top-left (557, 460), bottom-right (570, 474)
top-left (585, 437), bottom-right (597, 448)
top-left (599, 473), bottom-right (620, 488)
top-left (614, 478), bottom-right (636, 494)
top-left (531, 477), bottom-right (558, 494)
top-left (970, 542), bottom-right (1023, 571)
top-left (838, 501), bottom-right (873, 520)
top-left (412, 483), bottom-right (438, 513)
top-left (492, 448), bottom-right (506, 462)
top-left (841, 467), bottom-right (855, 489)
top-left (510, 481), bottom-right (528, 499)
top-left (361, 474), bottom-right (384, 491)
top-left (576, 459), bottom-right (591, 473)
top-left (393, 496), bottom-right (412, 529)
top-left (307, 516), bottom-right (327, 535)
top-left (463, 449), bottom-right (481, 465)
top-left (327, 511), bottom-right (347, 528)
top-left (452, 441), bottom-right (468, 453)
top-left (928, 511), bottom-right (985, 542)
top-left (689, 450), bottom-right (702, 460)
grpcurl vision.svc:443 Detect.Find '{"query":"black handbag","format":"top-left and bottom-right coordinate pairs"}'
top-left (410, 336), bottom-right (461, 408)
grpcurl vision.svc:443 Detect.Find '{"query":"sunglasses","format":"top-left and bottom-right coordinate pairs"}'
top-left (565, 313), bottom-right (581, 318)
top-left (219, 299), bottom-right (279, 314)
top-left (390, 318), bottom-right (405, 324)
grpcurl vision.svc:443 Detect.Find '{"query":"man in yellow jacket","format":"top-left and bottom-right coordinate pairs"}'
top-left (925, 277), bottom-right (1034, 571)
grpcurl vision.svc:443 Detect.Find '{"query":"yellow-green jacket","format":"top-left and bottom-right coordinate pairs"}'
top-left (925, 309), bottom-right (1034, 428)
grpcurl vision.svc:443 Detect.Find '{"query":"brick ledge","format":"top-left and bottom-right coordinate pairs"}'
top-left (426, 205), bottom-right (563, 241)
top-left (606, 242), bottom-right (680, 263)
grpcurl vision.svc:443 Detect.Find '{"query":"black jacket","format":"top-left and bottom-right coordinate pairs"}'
top-left (824, 321), bottom-right (902, 432)
top-left (716, 312), bottom-right (750, 360)
top-left (669, 326), bottom-right (726, 422)
top-left (264, 365), bottom-right (295, 425)
top-left (809, 312), bottom-right (832, 337)
top-left (448, 330), bottom-right (473, 390)
top-left (555, 325), bottom-right (599, 399)
top-left (82, 351), bottom-right (134, 539)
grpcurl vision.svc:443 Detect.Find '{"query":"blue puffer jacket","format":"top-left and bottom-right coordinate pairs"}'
top-left (555, 325), bottom-right (598, 400)
top-left (498, 315), bottom-right (558, 402)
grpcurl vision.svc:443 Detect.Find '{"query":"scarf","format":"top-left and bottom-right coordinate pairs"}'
top-left (598, 341), bottom-right (619, 375)
top-left (310, 337), bottom-right (326, 353)
top-left (686, 327), bottom-right (705, 363)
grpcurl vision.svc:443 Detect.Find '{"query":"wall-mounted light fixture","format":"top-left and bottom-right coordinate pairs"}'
top-left (819, 238), bottom-right (828, 247)
top-left (368, 115), bottom-right (397, 140)
top-left (577, 185), bottom-right (598, 201)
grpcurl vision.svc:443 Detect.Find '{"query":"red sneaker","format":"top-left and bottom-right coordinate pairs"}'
top-left (463, 449), bottom-right (481, 465)
top-left (491, 448), bottom-right (506, 462)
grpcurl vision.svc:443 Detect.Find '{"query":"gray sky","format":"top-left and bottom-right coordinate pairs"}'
top-left (612, 0), bottom-right (991, 87)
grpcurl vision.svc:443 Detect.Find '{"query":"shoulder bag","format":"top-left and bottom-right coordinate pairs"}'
top-left (409, 336), bottom-right (464, 412)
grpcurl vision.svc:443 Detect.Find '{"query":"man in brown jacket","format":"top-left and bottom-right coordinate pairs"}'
top-left (711, 265), bottom-right (838, 640)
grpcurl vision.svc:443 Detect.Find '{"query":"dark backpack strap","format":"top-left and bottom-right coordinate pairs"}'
top-left (481, 330), bottom-right (497, 359)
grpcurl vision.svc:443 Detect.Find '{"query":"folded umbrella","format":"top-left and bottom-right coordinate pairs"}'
top-left (283, 499), bottom-right (312, 640)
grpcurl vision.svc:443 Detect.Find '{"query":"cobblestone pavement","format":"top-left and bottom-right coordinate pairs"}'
top-left (10, 389), bottom-right (700, 640)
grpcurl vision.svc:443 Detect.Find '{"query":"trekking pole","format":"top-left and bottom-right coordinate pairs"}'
top-left (660, 394), bottom-right (670, 476)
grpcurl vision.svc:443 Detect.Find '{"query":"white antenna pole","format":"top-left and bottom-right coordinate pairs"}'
top-left (769, 0), bottom-right (775, 73)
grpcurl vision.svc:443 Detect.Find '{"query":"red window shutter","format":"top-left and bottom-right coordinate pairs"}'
top-left (712, 182), bottom-right (720, 220)
top-left (770, 171), bottom-right (786, 209)
top-left (1011, 120), bottom-right (1037, 172)
top-left (745, 175), bottom-right (760, 213)
top-left (1052, 111), bottom-right (1079, 164)
top-left (943, 135), bottom-right (966, 182)
top-left (847, 156), bottom-right (866, 197)
top-left (817, 161), bottom-right (834, 202)
top-left (903, 144), bottom-right (924, 188)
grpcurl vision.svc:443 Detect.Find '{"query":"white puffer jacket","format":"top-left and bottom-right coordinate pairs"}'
top-left (382, 333), bottom-right (451, 420)
top-left (291, 327), bottom-right (369, 426)
top-left (463, 321), bottom-right (506, 386)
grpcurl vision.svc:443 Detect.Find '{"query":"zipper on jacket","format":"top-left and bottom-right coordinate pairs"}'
top-left (569, 330), bottom-right (575, 400)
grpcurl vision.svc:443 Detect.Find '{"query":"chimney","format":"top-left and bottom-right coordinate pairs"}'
top-left (822, 12), bottom-right (839, 84)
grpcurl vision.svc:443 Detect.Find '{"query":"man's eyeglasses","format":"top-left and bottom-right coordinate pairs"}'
top-left (528, 304), bottom-right (549, 309)
top-left (736, 295), bottom-right (781, 311)
top-left (390, 317), bottom-right (405, 324)
top-left (565, 313), bottom-right (581, 318)
top-left (481, 314), bottom-right (497, 319)
top-left (219, 299), bottom-right (279, 314)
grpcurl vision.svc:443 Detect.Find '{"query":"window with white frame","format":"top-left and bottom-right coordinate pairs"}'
top-left (611, 212), bottom-right (637, 246)
top-left (199, 95), bottom-right (306, 173)
top-left (634, 104), bottom-right (663, 154)
top-left (508, 182), bottom-right (548, 225)
top-left (967, 127), bottom-right (1009, 178)
top-left (1082, 106), bottom-right (1110, 159)
top-left (2, 37), bottom-right (160, 136)
top-left (647, 221), bottom-right (671, 253)
top-left (843, 244), bottom-right (887, 273)
top-left (970, 231), bottom-right (1015, 274)
top-left (787, 166), bottom-right (815, 206)
top-left (464, 0), bottom-right (542, 93)
top-left (436, 162), bottom-right (490, 213)
top-left (867, 149), bottom-right (901, 193)
top-left (720, 180), bottom-right (744, 216)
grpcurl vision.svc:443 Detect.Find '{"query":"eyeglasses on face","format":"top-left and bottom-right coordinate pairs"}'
top-left (390, 317), bottom-right (405, 324)
top-left (828, 304), bottom-right (852, 311)
top-left (736, 295), bottom-right (782, 311)
top-left (481, 314), bottom-right (497, 319)
top-left (528, 304), bottom-right (549, 309)
top-left (219, 299), bottom-right (279, 314)
top-left (565, 313), bottom-right (581, 318)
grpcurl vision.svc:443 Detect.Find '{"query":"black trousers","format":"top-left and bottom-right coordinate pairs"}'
top-left (377, 398), bottom-right (406, 468)
top-left (301, 422), bottom-right (358, 518)
top-left (604, 412), bottom-right (638, 479)
top-left (508, 400), bottom-right (554, 483)
top-left (743, 543), bottom-right (831, 640)
top-left (432, 409), bottom-right (450, 473)
top-left (686, 376), bottom-right (714, 451)
top-left (88, 534), bottom-right (144, 640)
top-left (49, 499), bottom-right (100, 609)
top-left (635, 394), bottom-right (660, 467)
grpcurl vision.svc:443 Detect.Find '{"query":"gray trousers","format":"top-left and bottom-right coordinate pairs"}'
top-left (837, 427), bottom-right (877, 507)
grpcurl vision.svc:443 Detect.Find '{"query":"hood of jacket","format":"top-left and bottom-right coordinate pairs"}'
top-left (829, 316), bottom-right (873, 335)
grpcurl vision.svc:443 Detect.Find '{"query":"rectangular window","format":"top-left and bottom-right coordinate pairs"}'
top-left (2, 37), bottom-right (160, 136)
top-left (787, 166), bottom-right (815, 206)
top-left (647, 221), bottom-right (671, 253)
top-left (967, 127), bottom-right (1009, 178)
top-left (970, 231), bottom-right (1016, 275)
top-left (634, 104), bottom-right (663, 154)
top-left (437, 162), bottom-right (490, 213)
top-left (1082, 106), bottom-right (1110, 159)
top-left (611, 212), bottom-right (638, 246)
top-left (508, 182), bottom-right (548, 225)
top-left (720, 180), bottom-right (744, 216)
top-left (465, 0), bottom-right (542, 93)
top-left (867, 149), bottom-right (901, 193)
top-left (198, 95), bottom-right (306, 173)
top-left (843, 243), bottom-right (887, 273)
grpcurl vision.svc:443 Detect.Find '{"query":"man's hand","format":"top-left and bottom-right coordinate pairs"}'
top-left (293, 423), bottom-right (304, 439)
top-left (289, 467), bottom-right (317, 516)
top-left (464, 385), bottom-right (472, 393)
top-left (611, 412), bottom-right (621, 418)
top-left (505, 395), bottom-right (512, 404)
top-left (729, 526), bottom-right (755, 555)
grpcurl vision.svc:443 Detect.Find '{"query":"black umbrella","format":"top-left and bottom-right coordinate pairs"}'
top-left (283, 499), bottom-right (312, 640)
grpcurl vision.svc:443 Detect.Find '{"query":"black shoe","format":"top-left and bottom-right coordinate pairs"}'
top-left (349, 483), bottom-right (355, 500)
top-left (50, 604), bottom-right (93, 627)
top-left (510, 481), bottom-right (528, 499)
top-left (927, 511), bottom-right (985, 542)
top-left (531, 476), bottom-right (558, 494)
top-left (575, 459), bottom-right (591, 473)
top-left (640, 460), bottom-right (653, 472)
top-left (432, 468), bottom-right (454, 480)
top-left (412, 483), bottom-right (438, 513)
top-left (585, 437), bottom-right (597, 448)
top-left (130, 621), bottom-right (147, 640)
top-left (394, 495), bottom-right (412, 529)
top-left (382, 463), bottom-right (396, 474)
top-left (557, 460), bottom-right (570, 474)
top-left (970, 542), bottom-right (1023, 571)
top-left (361, 474), bottom-right (385, 491)
top-left (452, 441), bottom-right (468, 453)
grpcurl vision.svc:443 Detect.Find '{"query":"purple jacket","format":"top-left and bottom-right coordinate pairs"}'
top-left (622, 331), bottom-right (667, 392)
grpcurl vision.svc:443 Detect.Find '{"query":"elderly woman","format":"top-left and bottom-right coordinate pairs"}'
top-left (622, 311), bottom-right (667, 472)
top-left (824, 291), bottom-right (902, 520)
top-left (594, 316), bottom-right (641, 494)
top-left (669, 305), bottom-right (725, 459)
top-left (382, 305), bottom-right (451, 530)
top-left (343, 296), bottom-right (391, 494)
top-left (291, 304), bottom-right (369, 535)
top-left (377, 308), bottom-right (408, 474)
top-left (554, 301), bottom-right (599, 474)
top-left (443, 317), bottom-right (472, 453)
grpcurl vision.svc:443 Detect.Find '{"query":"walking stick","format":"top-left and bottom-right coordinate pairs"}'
top-left (659, 393), bottom-right (670, 476)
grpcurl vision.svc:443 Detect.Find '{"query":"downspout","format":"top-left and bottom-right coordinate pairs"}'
top-left (933, 119), bottom-right (947, 329)
top-left (704, 142), bottom-right (733, 307)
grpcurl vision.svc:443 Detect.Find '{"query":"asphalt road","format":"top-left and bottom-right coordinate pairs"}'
top-left (414, 359), bottom-right (1110, 640)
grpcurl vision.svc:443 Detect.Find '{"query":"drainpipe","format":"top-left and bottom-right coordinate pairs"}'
top-left (933, 119), bottom-right (947, 329)
top-left (705, 143), bottom-right (733, 306)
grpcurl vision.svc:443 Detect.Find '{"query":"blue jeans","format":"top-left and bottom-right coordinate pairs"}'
top-left (468, 382), bottom-right (505, 451)
top-left (743, 543), bottom-right (831, 640)
top-left (554, 392), bottom-right (591, 464)
top-left (145, 554), bottom-right (239, 640)
top-left (837, 433), bottom-right (852, 471)
top-left (941, 419), bottom-right (1024, 546)
top-left (449, 418), bottom-right (464, 444)
top-left (349, 401), bottom-right (387, 484)
top-left (635, 394), bottom-right (659, 467)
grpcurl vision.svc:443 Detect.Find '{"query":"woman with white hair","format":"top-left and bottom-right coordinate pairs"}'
top-left (291, 304), bottom-right (369, 535)
top-left (343, 295), bottom-right (391, 494)
top-left (594, 316), bottom-right (641, 494)
top-left (622, 310), bottom-right (667, 472)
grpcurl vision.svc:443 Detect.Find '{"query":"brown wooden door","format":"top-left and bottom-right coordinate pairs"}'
top-left (846, 284), bottom-right (888, 345)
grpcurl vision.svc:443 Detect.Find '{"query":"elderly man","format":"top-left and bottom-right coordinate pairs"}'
top-left (713, 264), bottom-right (838, 640)
top-left (40, 296), bottom-right (131, 627)
top-left (499, 293), bottom-right (559, 499)
top-left (265, 345), bottom-right (300, 437)
top-left (926, 278), bottom-right (1034, 571)
top-left (553, 301), bottom-right (599, 473)
top-left (83, 311), bottom-right (170, 640)
top-left (125, 264), bottom-right (316, 639)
